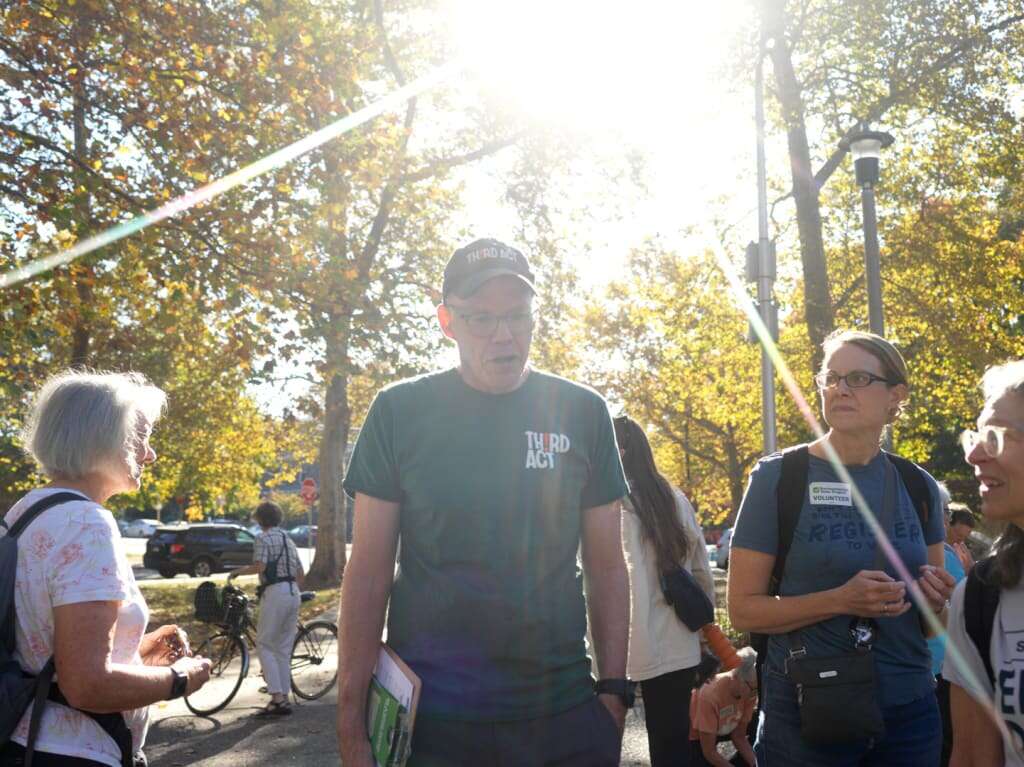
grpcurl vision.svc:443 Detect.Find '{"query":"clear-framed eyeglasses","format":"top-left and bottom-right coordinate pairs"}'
top-left (814, 370), bottom-right (895, 390)
top-left (960, 425), bottom-right (1020, 459)
top-left (451, 308), bottom-right (534, 338)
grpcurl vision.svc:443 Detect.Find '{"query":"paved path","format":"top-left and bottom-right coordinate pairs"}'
top-left (146, 684), bottom-right (656, 766)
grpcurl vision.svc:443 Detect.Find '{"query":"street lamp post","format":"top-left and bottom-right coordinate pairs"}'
top-left (839, 129), bottom-right (895, 337)
top-left (752, 34), bottom-right (778, 455)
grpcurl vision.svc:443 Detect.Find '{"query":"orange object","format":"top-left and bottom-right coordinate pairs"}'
top-left (702, 623), bottom-right (741, 670)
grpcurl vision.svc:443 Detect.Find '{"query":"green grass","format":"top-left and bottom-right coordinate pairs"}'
top-left (140, 576), bottom-right (340, 648)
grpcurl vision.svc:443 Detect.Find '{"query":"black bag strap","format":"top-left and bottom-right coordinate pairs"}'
top-left (3, 492), bottom-right (90, 539)
top-left (772, 445), bottom-right (811, 595)
top-left (964, 556), bottom-right (1000, 687)
top-left (47, 682), bottom-right (134, 767)
top-left (884, 451), bottom-right (931, 528)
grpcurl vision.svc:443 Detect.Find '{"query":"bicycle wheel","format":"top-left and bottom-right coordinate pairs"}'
top-left (185, 632), bottom-right (249, 715)
top-left (291, 620), bottom-right (338, 700)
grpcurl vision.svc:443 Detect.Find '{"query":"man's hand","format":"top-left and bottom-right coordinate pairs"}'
top-left (597, 693), bottom-right (627, 734)
top-left (337, 730), bottom-right (376, 767)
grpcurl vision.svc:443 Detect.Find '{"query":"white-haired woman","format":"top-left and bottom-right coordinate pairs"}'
top-left (728, 330), bottom-right (955, 766)
top-left (1, 371), bottom-right (210, 767)
top-left (944, 360), bottom-right (1024, 766)
top-left (688, 647), bottom-right (758, 766)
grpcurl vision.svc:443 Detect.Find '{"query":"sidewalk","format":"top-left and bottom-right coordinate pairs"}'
top-left (145, 686), bottom-right (655, 766)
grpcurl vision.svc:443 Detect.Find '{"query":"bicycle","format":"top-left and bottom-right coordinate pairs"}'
top-left (184, 583), bottom-right (338, 716)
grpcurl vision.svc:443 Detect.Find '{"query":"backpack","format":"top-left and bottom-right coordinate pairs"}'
top-left (749, 445), bottom-right (933, 693)
top-left (963, 555), bottom-right (1000, 687)
top-left (0, 492), bottom-right (134, 767)
top-left (193, 580), bottom-right (222, 624)
top-left (263, 530), bottom-right (294, 587)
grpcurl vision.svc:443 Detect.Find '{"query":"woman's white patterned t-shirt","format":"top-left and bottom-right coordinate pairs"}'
top-left (4, 488), bottom-right (150, 767)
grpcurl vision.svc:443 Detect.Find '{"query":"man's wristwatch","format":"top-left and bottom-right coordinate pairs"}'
top-left (168, 667), bottom-right (188, 700)
top-left (594, 678), bottom-right (636, 709)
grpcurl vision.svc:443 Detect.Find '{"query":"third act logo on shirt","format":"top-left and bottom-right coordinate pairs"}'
top-left (524, 431), bottom-right (570, 469)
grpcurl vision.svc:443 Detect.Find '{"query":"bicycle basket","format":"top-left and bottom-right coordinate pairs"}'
top-left (193, 581), bottom-right (221, 623)
top-left (221, 588), bottom-right (249, 632)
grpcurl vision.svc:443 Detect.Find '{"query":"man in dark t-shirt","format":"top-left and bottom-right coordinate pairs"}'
top-left (336, 238), bottom-right (631, 767)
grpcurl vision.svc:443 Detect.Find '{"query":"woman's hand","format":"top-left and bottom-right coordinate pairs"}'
top-left (141, 625), bottom-right (190, 666)
top-left (171, 655), bottom-right (212, 695)
top-left (837, 570), bottom-right (911, 618)
top-left (917, 564), bottom-right (956, 613)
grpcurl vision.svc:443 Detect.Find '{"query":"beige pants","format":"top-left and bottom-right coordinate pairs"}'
top-left (256, 581), bottom-right (300, 696)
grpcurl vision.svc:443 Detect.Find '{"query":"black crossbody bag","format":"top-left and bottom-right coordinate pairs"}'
top-left (782, 460), bottom-right (901, 745)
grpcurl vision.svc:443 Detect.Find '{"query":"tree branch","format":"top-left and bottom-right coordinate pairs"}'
top-left (401, 132), bottom-right (525, 184)
top-left (812, 12), bottom-right (1024, 190)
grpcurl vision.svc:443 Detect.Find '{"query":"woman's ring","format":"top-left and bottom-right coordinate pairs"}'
top-left (882, 603), bottom-right (889, 613)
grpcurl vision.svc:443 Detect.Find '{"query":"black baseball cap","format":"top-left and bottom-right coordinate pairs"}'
top-left (442, 238), bottom-right (536, 301)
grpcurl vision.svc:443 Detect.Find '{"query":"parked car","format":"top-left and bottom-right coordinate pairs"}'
top-left (287, 524), bottom-right (318, 548)
top-left (122, 518), bottom-right (162, 538)
top-left (715, 527), bottom-right (733, 570)
top-left (143, 523), bottom-right (256, 578)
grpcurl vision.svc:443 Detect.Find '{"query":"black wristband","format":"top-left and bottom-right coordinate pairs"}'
top-left (594, 678), bottom-right (636, 709)
top-left (167, 667), bottom-right (188, 700)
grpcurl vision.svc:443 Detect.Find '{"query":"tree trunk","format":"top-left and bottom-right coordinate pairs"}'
top-left (305, 338), bottom-right (351, 588)
top-left (725, 428), bottom-right (744, 517)
top-left (764, 0), bottom-right (833, 369)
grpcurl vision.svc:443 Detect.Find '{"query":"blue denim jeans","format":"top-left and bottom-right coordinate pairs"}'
top-left (755, 666), bottom-right (941, 767)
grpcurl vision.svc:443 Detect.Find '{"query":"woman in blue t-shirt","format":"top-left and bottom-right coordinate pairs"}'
top-left (727, 330), bottom-right (955, 766)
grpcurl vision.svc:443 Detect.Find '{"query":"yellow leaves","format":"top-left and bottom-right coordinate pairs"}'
top-left (145, 118), bottom-right (158, 130)
top-left (174, 78), bottom-right (186, 89)
top-left (91, 159), bottom-right (102, 170)
top-left (276, 183), bottom-right (293, 194)
top-left (189, 169), bottom-right (209, 183)
top-left (299, 32), bottom-right (313, 47)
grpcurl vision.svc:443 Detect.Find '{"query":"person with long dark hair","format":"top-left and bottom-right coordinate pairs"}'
top-left (614, 415), bottom-right (715, 767)
top-left (944, 359), bottom-right (1024, 766)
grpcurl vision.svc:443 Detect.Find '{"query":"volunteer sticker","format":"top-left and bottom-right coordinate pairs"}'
top-left (809, 482), bottom-right (852, 506)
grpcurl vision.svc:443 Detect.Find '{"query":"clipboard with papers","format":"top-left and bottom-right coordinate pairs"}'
top-left (366, 644), bottom-right (421, 767)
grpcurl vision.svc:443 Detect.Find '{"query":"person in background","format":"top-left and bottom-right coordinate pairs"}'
top-left (944, 359), bottom-right (1024, 766)
top-left (931, 483), bottom-right (969, 767)
top-left (688, 647), bottom-right (758, 767)
top-left (614, 415), bottom-right (715, 767)
top-left (228, 501), bottom-right (305, 715)
top-left (3, 370), bottom-right (211, 766)
top-left (946, 503), bottom-right (977, 574)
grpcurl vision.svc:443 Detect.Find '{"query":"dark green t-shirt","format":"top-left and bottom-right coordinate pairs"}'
top-left (343, 368), bottom-right (628, 721)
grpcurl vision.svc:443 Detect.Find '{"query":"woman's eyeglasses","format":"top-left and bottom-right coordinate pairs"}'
top-left (960, 424), bottom-right (1021, 459)
top-left (814, 370), bottom-right (895, 390)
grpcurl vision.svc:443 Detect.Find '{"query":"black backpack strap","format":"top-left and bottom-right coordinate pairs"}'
top-left (752, 445), bottom-right (809, 702)
top-left (5, 492), bottom-right (90, 539)
top-left (964, 556), bottom-right (1000, 687)
top-left (23, 658), bottom-right (56, 767)
top-left (772, 445), bottom-right (810, 594)
top-left (884, 452), bottom-right (931, 528)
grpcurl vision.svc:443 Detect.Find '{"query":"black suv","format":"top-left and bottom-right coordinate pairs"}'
top-left (143, 524), bottom-right (256, 578)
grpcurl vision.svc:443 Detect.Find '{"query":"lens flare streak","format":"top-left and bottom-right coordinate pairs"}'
top-left (0, 61), bottom-right (459, 290)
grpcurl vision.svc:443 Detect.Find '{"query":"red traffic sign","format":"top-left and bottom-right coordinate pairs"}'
top-left (300, 478), bottom-right (318, 504)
